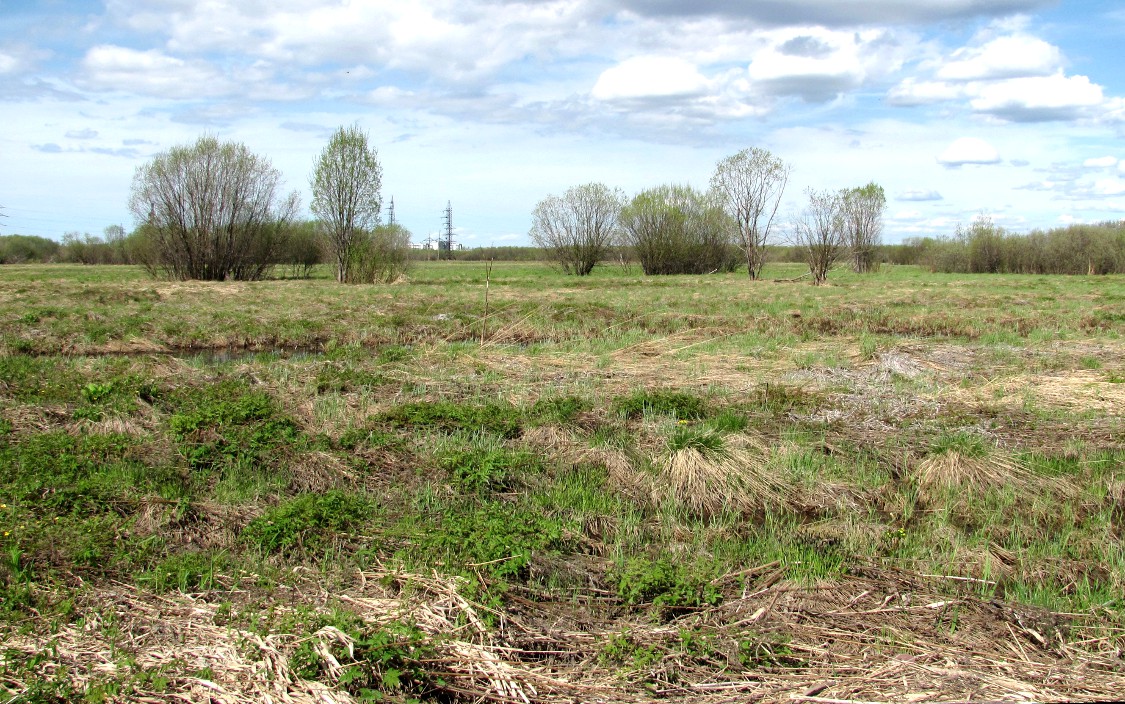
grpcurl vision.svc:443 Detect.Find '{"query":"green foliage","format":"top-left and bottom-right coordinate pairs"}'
top-left (929, 431), bottom-right (989, 458)
top-left (615, 390), bottom-right (708, 420)
top-left (346, 224), bottom-right (413, 284)
top-left (438, 444), bottom-right (543, 493)
top-left (314, 364), bottom-right (387, 394)
top-left (137, 550), bottom-right (227, 592)
top-left (530, 395), bottom-right (590, 425)
top-left (614, 557), bottom-right (722, 613)
top-left (706, 409), bottom-right (749, 433)
top-left (241, 490), bottom-right (375, 556)
top-left (599, 630), bottom-right (662, 670)
top-left (377, 400), bottom-right (522, 438)
top-left (288, 612), bottom-right (437, 698)
top-left (0, 234), bottom-right (62, 264)
top-left (405, 501), bottom-right (572, 579)
top-left (619, 184), bottom-right (738, 275)
top-left (666, 426), bottom-right (726, 454)
top-left (169, 388), bottom-right (301, 474)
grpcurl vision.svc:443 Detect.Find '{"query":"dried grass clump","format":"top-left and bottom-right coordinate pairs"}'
top-left (652, 434), bottom-right (790, 518)
top-left (915, 450), bottom-right (1039, 498)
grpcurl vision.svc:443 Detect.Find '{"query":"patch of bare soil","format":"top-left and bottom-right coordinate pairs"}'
top-left (6, 567), bottom-right (1125, 703)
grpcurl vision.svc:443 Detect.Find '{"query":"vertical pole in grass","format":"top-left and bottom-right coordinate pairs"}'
top-left (482, 259), bottom-right (494, 348)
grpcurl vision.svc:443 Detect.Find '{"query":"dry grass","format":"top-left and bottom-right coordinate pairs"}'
top-left (915, 450), bottom-right (1041, 497)
top-left (7, 566), bottom-right (1125, 703)
top-left (652, 436), bottom-right (790, 518)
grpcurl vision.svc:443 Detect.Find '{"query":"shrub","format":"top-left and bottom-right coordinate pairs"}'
top-left (619, 185), bottom-right (738, 275)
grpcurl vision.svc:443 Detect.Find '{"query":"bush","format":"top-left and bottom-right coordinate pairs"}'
top-left (345, 223), bottom-right (412, 283)
top-left (129, 135), bottom-right (299, 281)
top-left (620, 185), bottom-right (737, 275)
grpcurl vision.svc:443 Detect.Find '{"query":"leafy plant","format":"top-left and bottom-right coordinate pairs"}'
top-left (377, 400), bottom-right (522, 438)
top-left (614, 390), bottom-right (708, 420)
top-left (241, 490), bottom-right (375, 556)
top-left (614, 557), bottom-right (722, 613)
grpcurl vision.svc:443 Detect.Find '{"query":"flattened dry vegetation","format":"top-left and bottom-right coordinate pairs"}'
top-left (1, 262), bottom-right (1124, 702)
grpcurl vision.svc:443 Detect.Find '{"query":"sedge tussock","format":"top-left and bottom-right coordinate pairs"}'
top-left (914, 450), bottom-right (1039, 497)
top-left (652, 442), bottom-right (790, 519)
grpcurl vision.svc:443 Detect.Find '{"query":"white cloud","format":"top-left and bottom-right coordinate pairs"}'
top-left (79, 45), bottom-right (231, 99)
top-left (970, 72), bottom-right (1105, 122)
top-left (897, 189), bottom-right (943, 201)
top-left (937, 137), bottom-right (1001, 167)
top-left (886, 78), bottom-right (962, 106)
top-left (1092, 179), bottom-right (1125, 196)
top-left (0, 52), bottom-right (17, 74)
top-left (936, 34), bottom-right (1061, 81)
top-left (1084, 156), bottom-right (1118, 168)
top-left (746, 27), bottom-right (902, 102)
top-left (615, 0), bottom-right (1055, 27)
top-left (592, 56), bottom-right (710, 101)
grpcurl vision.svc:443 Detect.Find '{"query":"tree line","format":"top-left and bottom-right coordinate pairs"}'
top-left (905, 216), bottom-right (1125, 275)
top-left (529, 148), bottom-right (887, 285)
top-left (0, 128), bottom-right (415, 280)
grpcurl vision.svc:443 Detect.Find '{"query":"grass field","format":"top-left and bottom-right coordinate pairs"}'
top-left (1, 262), bottom-right (1123, 703)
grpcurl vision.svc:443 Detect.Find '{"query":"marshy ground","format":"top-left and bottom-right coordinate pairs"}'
top-left (1, 262), bottom-right (1123, 702)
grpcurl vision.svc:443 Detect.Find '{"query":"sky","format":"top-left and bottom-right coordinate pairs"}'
top-left (2, 0), bottom-right (1124, 247)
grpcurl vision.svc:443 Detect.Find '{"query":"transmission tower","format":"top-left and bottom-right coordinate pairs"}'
top-left (442, 201), bottom-right (454, 259)
top-left (387, 196), bottom-right (396, 226)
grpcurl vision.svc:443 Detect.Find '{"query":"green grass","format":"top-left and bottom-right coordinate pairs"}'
top-left (1, 261), bottom-right (1124, 699)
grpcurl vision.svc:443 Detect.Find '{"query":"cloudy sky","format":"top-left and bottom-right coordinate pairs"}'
top-left (2, 0), bottom-right (1124, 246)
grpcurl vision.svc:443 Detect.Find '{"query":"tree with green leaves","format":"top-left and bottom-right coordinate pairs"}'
top-left (840, 182), bottom-right (886, 273)
top-left (128, 136), bottom-right (299, 281)
top-left (529, 183), bottom-right (624, 276)
top-left (619, 185), bottom-right (735, 275)
top-left (710, 148), bottom-right (790, 280)
top-left (310, 124), bottom-right (384, 283)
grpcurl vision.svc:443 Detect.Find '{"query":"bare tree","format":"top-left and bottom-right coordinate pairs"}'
top-left (710, 148), bottom-right (790, 280)
top-left (840, 182), bottom-right (886, 273)
top-left (529, 183), bottom-right (624, 276)
top-left (790, 189), bottom-right (846, 286)
top-left (129, 136), bottom-right (299, 281)
top-left (310, 124), bottom-right (383, 283)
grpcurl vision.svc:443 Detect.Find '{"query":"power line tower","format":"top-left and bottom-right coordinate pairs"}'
top-left (441, 201), bottom-right (454, 259)
top-left (387, 196), bottom-right (396, 227)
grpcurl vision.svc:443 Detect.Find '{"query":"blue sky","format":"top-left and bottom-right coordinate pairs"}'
top-left (2, 0), bottom-right (1123, 246)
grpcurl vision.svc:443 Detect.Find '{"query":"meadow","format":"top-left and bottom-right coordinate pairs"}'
top-left (1, 261), bottom-right (1123, 703)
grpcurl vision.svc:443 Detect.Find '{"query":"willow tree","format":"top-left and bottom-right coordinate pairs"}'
top-left (841, 182), bottom-right (886, 273)
top-left (790, 188), bottom-right (846, 286)
top-left (710, 148), bottom-right (790, 280)
top-left (128, 136), bottom-right (298, 281)
top-left (529, 183), bottom-right (624, 276)
top-left (310, 124), bottom-right (383, 283)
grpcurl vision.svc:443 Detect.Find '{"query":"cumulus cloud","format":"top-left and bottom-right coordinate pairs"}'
top-left (937, 137), bottom-right (1001, 167)
top-left (745, 27), bottom-right (904, 102)
top-left (1092, 179), bottom-right (1125, 196)
top-left (592, 56), bottom-right (710, 101)
top-left (65, 128), bottom-right (99, 139)
top-left (80, 45), bottom-right (231, 99)
top-left (897, 189), bottom-right (944, 201)
top-left (885, 28), bottom-right (1121, 125)
top-left (886, 78), bottom-right (962, 106)
top-left (1083, 156), bottom-right (1119, 168)
top-left (0, 51), bottom-right (17, 74)
top-left (969, 72), bottom-right (1104, 122)
top-left (614, 0), bottom-right (1054, 27)
top-left (936, 34), bottom-right (1061, 80)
